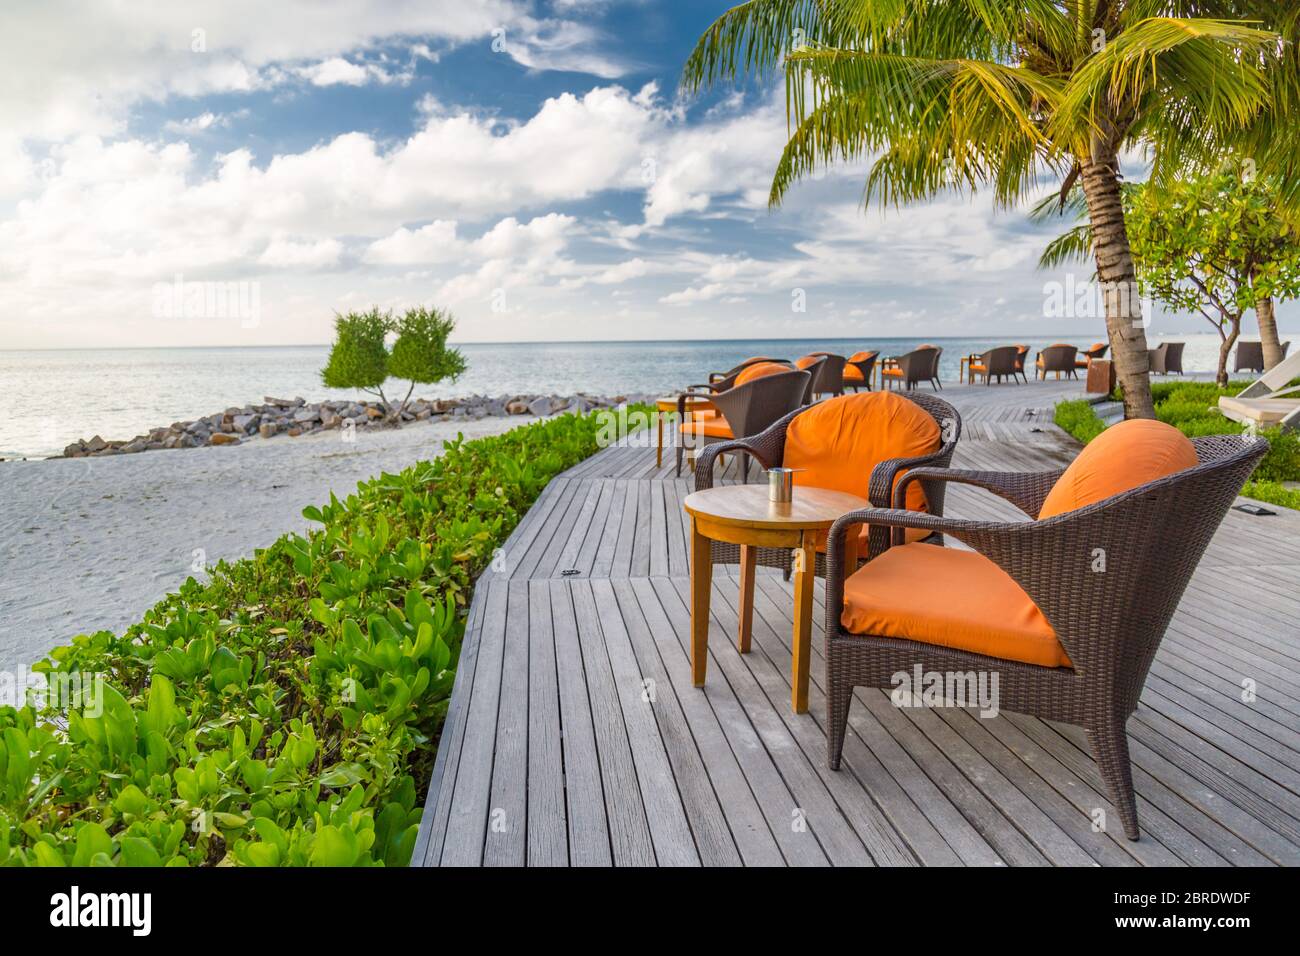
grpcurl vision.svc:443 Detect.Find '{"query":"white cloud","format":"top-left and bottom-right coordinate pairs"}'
top-left (363, 221), bottom-right (461, 264)
top-left (259, 237), bottom-right (343, 268)
top-left (298, 58), bottom-right (371, 87)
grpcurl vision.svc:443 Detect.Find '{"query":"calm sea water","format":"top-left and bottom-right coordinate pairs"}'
top-left (0, 335), bottom-right (1227, 459)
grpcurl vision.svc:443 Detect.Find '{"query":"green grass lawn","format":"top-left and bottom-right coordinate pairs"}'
top-left (1055, 382), bottom-right (1300, 510)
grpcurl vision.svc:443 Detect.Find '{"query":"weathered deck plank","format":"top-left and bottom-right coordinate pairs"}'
top-left (418, 380), bottom-right (1300, 866)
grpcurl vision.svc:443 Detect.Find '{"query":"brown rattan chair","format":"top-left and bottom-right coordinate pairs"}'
top-left (970, 346), bottom-right (1021, 385)
top-left (796, 352), bottom-right (848, 399)
top-left (1234, 340), bottom-right (1291, 373)
top-left (1012, 345), bottom-right (1030, 383)
top-left (1076, 342), bottom-right (1108, 370)
top-left (694, 391), bottom-right (962, 580)
top-left (881, 346), bottom-right (943, 391)
top-left (843, 350), bottom-right (878, 392)
top-left (822, 430), bottom-right (1267, 840)
top-left (704, 356), bottom-right (792, 390)
top-left (1148, 341), bottom-right (1185, 375)
top-left (677, 367), bottom-right (809, 478)
top-left (1035, 343), bottom-right (1079, 379)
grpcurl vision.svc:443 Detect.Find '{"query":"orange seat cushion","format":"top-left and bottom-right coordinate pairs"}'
top-left (841, 543), bottom-right (1071, 668)
top-left (1039, 419), bottom-right (1199, 519)
top-left (970, 363), bottom-right (987, 373)
top-left (843, 366), bottom-right (865, 382)
top-left (734, 361), bottom-right (788, 386)
top-left (784, 391), bottom-right (940, 544)
top-left (679, 417), bottom-right (733, 439)
top-left (881, 367), bottom-right (903, 377)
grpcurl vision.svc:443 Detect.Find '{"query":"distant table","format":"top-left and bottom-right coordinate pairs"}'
top-left (656, 394), bottom-right (714, 468)
top-left (683, 484), bottom-right (867, 713)
top-left (959, 353), bottom-right (981, 385)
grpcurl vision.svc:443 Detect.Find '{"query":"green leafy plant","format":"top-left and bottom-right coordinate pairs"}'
top-left (321, 306), bottom-right (467, 421)
top-left (0, 407), bottom-right (651, 866)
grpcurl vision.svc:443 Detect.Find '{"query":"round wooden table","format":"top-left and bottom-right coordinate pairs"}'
top-left (656, 394), bottom-right (715, 468)
top-left (683, 484), bottom-right (868, 713)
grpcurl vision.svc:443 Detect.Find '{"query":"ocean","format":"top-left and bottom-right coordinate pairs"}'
top-left (0, 334), bottom-right (1232, 459)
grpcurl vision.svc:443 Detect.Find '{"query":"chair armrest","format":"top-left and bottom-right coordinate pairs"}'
top-left (893, 467), bottom-right (1064, 520)
top-left (693, 439), bottom-right (774, 490)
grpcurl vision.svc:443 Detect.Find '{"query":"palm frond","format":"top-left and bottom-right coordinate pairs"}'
top-left (1038, 223), bottom-right (1095, 268)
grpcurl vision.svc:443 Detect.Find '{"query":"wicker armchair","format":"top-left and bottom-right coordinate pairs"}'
top-left (1012, 345), bottom-right (1030, 383)
top-left (1148, 341), bottom-right (1185, 375)
top-left (677, 368), bottom-right (809, 477)
top-left (1035, 343), bottom-right (1079, 379)
top-left (970, 345), bottom-right (1021, 385)
top-left (1234, 340), bottom-right (1291, 373)
top-left (1076, 342), bottom-right (1108, 370)
top-left (796, 352), bottom-right (848, 399)
top-left (694, 392), bottom-right (962, 579)
top-left (703, 357), bottom-right (791, 391)
top-left (822, 432), bottom-right (1267, 840)
top-left (881, 346), bottom-right (944, 391)
top-left (843, 351), bottom-right (878, 392)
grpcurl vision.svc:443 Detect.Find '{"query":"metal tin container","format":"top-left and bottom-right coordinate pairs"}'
top-left (767, 467), bottom-right (796, 503)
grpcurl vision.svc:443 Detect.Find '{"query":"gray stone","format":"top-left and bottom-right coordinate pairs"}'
top-left (259, 422), bottom-right (277, 439)
top-left (527, 397), bottom-right (552, 417)
top-left (292, 407), bottom-right (319, 423)
top-left (232, 413), bottom-right (259, 432)
top-left (122, 439), bottom-right (147, 454)
top-left (85, 435), bottom-right (107, 452)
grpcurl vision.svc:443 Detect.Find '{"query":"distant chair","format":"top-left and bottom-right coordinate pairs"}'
top-left (706, 356), bottom-right (791, 390)
top-left (1035, 343), bottom-right (1079, 379)
top-left (1076, 342), bottom-right (1108, 370)
top-left (1012, 344), bottom-right (1030, 383)
top-left (1148, 342), bottom-right (1185, 375)
top-left (882, 345), bottom-right (943, 391)
top-left (970, 346), bottom-right (1021, 385)
top-left (795, 352), bottom-right (847, 399)
top-left (1234, 340), bottom-right (1291, 374)
top-left (842, 350), bottom-right (878, 392)
top-left (676, 365), bottom-right (809, 477)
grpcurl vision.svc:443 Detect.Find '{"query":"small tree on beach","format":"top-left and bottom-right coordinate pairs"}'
top-left (388, 306), bottom-right (467, 416)
top-left (321, 306), bottom-right (466, 421)
top-left (1124, 170), bottom-right (1300, 386)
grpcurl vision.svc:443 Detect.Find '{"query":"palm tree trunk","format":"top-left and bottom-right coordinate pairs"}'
top-left (1080, 153), bottom-right (1155, 420)
top-left (1256, 296), bottom-right (1284, 370)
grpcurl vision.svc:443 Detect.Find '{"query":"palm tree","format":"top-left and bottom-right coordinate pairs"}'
top-left (683, 1), bottom-right (1292, 419)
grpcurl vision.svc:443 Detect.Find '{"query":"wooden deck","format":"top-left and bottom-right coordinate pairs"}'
top-left (414, 381), bottom-right (1300, 866)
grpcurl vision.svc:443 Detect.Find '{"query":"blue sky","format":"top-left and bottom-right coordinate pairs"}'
top-left (0, 0), bottom-right (1290, 349)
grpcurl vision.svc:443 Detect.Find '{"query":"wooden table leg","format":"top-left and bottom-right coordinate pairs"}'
top-left (790, 532), bottom-right (816, 713)
top-left (690, 518), bottom-right (712, 687)
top-left (656, 410), bottom-right (664, 468)
top-left (737, 544), bottom-right (755, 653)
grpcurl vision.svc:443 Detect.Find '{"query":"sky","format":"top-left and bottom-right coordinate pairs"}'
top-left (0, 0), bottom-right (1292, 349)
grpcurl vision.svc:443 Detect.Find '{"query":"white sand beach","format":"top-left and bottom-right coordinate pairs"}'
top-left (0, 416), bottom-right (519, 672)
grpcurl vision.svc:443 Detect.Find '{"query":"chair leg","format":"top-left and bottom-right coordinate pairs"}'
top-left (1088, 716), bottom-right (1140, 840)
top-left (826, 664), bottom-right (852, 771)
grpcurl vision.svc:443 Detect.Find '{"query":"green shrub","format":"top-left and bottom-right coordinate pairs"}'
top-left (0, 408), bottom-right (649, 866)
top-left (1053, 399), bottom-right (1107, 445)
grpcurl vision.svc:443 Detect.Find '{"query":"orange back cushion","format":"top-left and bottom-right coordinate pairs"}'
top-left (1039, 419), bottom-right (1198, 519)
top-left (848, 350), bottom-right (876, 363)
top-left (784, 392), bottom-right (940, 514)
top-left (794, 354), bottom-right (821, 370)
top-left (1088, 342), bottom-right (1106, 352)
top-left (735, 361), bottom-right (789, 386)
